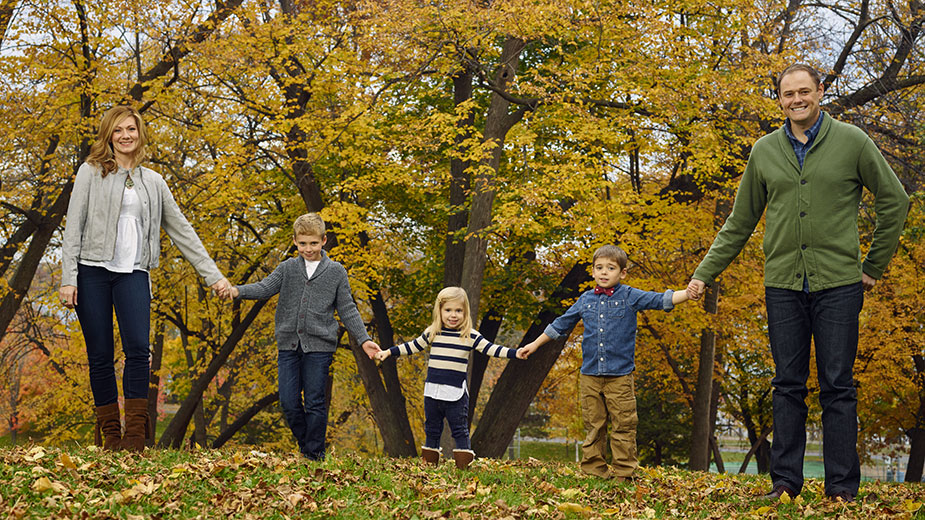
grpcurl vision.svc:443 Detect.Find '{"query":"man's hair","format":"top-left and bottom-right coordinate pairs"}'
top-left (294, 213), bottom-right (326, 237)
top-left (776, 64), bottom-right (823, 94)
top-left (592, 245), bottom-right (628, 270)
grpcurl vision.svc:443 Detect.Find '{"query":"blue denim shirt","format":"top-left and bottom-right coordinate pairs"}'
top-left (543, 285), bottom-right (675, 376)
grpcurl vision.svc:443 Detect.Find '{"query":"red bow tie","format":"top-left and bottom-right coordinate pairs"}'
top-left (594, 286), bottom-right (614, 297)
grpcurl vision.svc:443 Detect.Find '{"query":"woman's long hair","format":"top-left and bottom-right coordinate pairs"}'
top-left (424, 286), bottom-right (473, 344)
top-left (86, 105), bottom-right (148, 177)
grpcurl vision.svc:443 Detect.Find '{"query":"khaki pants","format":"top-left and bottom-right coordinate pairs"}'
top-left (579, 373), bottom-right (638, 478)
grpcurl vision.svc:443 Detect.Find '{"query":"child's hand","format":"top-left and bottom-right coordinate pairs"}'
top-left (374, 349), bottom-right (391, 362)
top-left (517, 343), bottom-right (537, 359)
top-left (687, 279), bottom-right (705, 301)
top-left (219, 286), bottom-right (238, 300)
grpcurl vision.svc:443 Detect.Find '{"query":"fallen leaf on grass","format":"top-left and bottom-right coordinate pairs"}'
top-left (905, 500), bottom-right (923, 512)
top-left (24, 447), bottom-right (46, 462)
top-left (31, 476), bottom-right (67, 495)
top-left (560, 488), bottom-right (586, 500)
top-left (557, 502), bottom-right (592, 515)
top-left (59, 453), bottom-right (77, 470)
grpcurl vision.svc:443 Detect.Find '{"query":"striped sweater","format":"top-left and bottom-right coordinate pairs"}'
top-left (388, 328), bottom-right (519, 388)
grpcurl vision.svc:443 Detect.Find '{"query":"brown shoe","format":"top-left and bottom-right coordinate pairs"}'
top-left (761, 485), bottom-right (798, 500)
top-left (421, 446), bottom-right (441, 466)
top-left (453, 449), bottom-right (475, 470)
top-left (120, 398), bottom-right (150, 452)
top-left (94, 402), bottom-right (122, 451)
top-left (829, 491), bottom-right (855, 503)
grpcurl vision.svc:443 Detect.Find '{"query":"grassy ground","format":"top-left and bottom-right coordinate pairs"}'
top-left (2, 444), bottom-right (924, 519)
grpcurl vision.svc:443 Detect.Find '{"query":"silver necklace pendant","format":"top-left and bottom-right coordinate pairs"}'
top-left (125, 174), bottom-right (134, 188)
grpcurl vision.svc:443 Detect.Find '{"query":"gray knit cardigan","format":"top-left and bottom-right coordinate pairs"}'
top-left (235, 251), bottom-right (371, 352)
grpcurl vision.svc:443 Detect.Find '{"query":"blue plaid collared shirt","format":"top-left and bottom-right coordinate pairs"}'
top-left (784, 112), bottom-right (825, 168)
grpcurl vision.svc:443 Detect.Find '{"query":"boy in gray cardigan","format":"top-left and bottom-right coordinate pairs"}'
top-left (222, 214), bottom-right (379, 459)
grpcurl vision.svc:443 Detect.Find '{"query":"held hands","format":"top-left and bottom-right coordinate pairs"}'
top-left (211, 278), bottom-right (234, 299)
top-left (517, 342), bottom-right (538, 360)
top-left (361, 340), bottom-right (381, 360)
top-left (374, 349), bottom-right (391, 362)
top-left (210, 278), bottom-right (238, 300)
top-left (687, 279), bottom-right (706, 301)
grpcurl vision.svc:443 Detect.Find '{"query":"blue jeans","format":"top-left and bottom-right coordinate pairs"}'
top-left (423, 393), bottom-right (470, 450)
top-left (278, 349), bottom-right (334, 459)
top-left (765, 282), bottom-right (863, 497)
top-left (75, 264), bottom-right (151, 407)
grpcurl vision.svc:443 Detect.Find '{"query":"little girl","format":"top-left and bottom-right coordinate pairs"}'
top-left (375, 286), bottom-right (528, 469)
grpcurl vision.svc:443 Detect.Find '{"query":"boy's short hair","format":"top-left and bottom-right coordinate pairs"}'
top-left (294, 213), bottom-right (326, 237)
top-left (592, 245), bottom-right (628, 270)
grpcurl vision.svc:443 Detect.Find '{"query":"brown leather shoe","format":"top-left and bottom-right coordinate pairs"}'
top-left (829, 491), bottom-right (855, 503)
top-left (761, 485), bottom-right (798, 500)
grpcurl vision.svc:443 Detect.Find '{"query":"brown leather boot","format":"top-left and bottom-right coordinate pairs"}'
top-left (94, 402), bottom-right (122, 451)
top-left (120, 398), bottom-right (150, 452)
top-left (421, 446), bottom-right (441, 466)
top-left (453, 449), bottom-right (475, 470)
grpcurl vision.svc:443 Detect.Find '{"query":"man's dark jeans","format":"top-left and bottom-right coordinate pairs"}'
top-left (278, 349), bottom-right (333, 460)
top-left (75, 264), bottom-right (151, 407)
top-left (766, 282), bottom-right (863, 497)
top-left (423, 393), bottom-right (470, 450)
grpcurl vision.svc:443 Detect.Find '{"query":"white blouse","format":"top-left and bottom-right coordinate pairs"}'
top-left (80, 185), bottom-right (144, 273)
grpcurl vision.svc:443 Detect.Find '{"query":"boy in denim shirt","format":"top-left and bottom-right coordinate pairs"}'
top-left (521, 245), bottom-right (690, 480)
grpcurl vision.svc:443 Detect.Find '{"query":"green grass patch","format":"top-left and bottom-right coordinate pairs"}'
top-left (1, 444), bottom-right (923, 519)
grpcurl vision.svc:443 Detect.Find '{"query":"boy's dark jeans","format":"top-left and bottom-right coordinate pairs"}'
top-left (765, 282), bottom-right (863, 497)
top-left (278, 349), bottom-right (333, 460)
top-left (75, 264), bottom-right (151, 407)
top-left (423, 393), bottom-right (470, 450)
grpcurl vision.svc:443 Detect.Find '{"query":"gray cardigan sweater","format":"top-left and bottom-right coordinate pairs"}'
top-left (61, 162), bottom-right (223, 287)
top-left (235, 251), bottom-right (371, 352)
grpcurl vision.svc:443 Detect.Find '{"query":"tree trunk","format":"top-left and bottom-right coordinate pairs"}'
top-left (905, 427), bottom-right (925, 482)
top-left (709, 346), bottom-right (724, 472)
top-left (710, 436), bottom-right (724, 474)
top-left (689, 281), bottom-right (719, 470)
top-left (158, 301), bottom-right (265, 448)
top-left (367, 285), bottom-right (417, 455)
top-left (349, 335), bottom-right (417, 456)
top-left (739, 426), bottom-right (771, 474)
top-left (460, 36), bottom-right (527, 321)
top-left (147, 322), bottom-right (165, 447)
top-left (212, 392), bottom-right (279, 449)
top-left (905, 355), bottom-right (925, 481)
top-left (471, 261), bottom-right (590, 456)
top-left (443, 68), bottom-right (473, 287)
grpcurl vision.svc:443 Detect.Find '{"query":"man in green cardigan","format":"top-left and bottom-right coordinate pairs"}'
top-left (687, 64), bottom-right (909, 502)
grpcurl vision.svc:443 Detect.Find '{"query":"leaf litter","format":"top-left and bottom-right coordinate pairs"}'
top-left (1, 445), bottom-right (924, 519)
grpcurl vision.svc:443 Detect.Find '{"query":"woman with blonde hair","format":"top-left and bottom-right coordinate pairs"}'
top-left (59, 106), bottom-right (230, 451)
